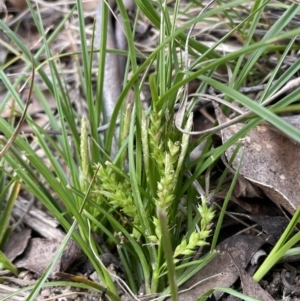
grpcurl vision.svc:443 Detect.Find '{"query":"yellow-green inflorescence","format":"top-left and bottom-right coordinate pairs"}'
top-left (148, 110), bottom-right (184, 240)
top-left (95, 163), bottom-right (141, 231)
top-left (148, 110), bottom-right (165, 171)
top-left (148, 110), bottom-right (181, 210)
top-left (148, 110), bottom-right (215, 259)
top-left (173, 196), bottom-right (215, 259)
top-left (79, 116), bottom-right (89, 193)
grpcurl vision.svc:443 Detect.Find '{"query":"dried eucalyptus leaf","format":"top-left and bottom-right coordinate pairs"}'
top-left (239, 264), bottom-right (275, 301)
top-left (215, 103), bottom-right (300, 214)
top-left (15, 238), bottom-right (62, 277)
top-left (15, 238), bottom-right (83, 278)
top-left (3, 228), bottom-right (31, 262)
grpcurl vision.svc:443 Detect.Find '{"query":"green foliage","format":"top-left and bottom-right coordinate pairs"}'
top-left (0, 180), bottom-right (20, 275)
top-left (1, 0), bottom-right (300, 300)
top-left (253, 206), bottom-right (300, 282)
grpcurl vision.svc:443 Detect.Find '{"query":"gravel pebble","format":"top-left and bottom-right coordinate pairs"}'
top-left (18, 270), bottom-right (30, 279)
top-left (41, 288), bottom-right (51, 297)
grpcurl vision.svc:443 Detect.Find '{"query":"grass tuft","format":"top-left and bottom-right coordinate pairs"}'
top-left (1, 0), bottom-right (300, 300)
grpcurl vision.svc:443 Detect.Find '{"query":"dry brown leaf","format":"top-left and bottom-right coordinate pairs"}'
top-left (15, 238), bottom-right (61, 277)
top-left (215, 103), bottom-right (300, 215)
top-left (3, 228), bottom-right (31, 262)
top-left (15, 238), bottom-right (83, 278)
top-left (241, 214), bottom-right (288, 245)
top-left (238, 263), bottom-right (275, 301)
top-left (233, 173), bottom-right (264, 199)
top-left (218, 185), bottom-right (284, 216)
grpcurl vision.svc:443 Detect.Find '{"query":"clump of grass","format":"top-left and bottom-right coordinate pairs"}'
top-left (1, 0), bottom-right (300, 301)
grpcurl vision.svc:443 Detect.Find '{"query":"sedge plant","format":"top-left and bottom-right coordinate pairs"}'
top-left (1, 0), bottom-right (300, 301)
